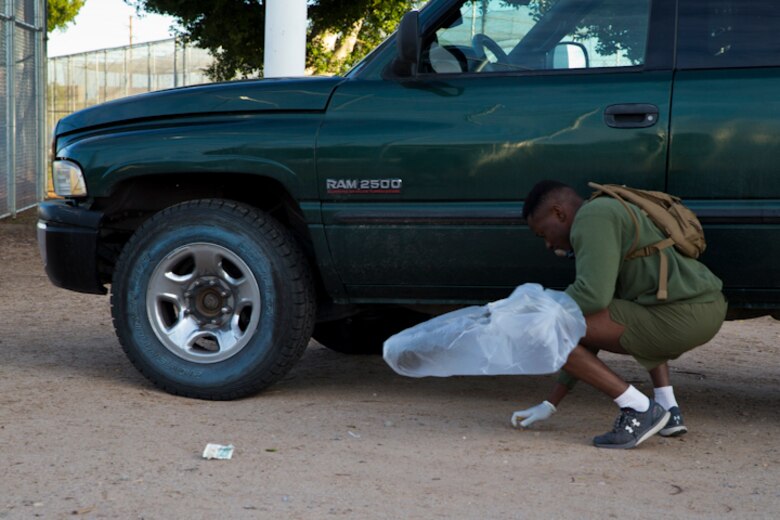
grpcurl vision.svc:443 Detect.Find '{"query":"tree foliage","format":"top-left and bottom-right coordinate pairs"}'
top-left (308, 1), bottom-right (417, 76)
top-left (48, 0), bottom-right (86, 33)
top-left (526, 0), bottom-right (647, 65)
top-left (127, 0), bottom-right (418, 80)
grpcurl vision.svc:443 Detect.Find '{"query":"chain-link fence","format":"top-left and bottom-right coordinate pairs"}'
top-left (1, 0), bottom-right (45, 218)
top-left (48, 38), bottom-right (214, 141)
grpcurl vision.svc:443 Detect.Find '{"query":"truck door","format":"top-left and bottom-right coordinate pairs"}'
top-left (669, 0), bottom-right (780, 304)
top-left (317, 0), bottom-right (673, 301)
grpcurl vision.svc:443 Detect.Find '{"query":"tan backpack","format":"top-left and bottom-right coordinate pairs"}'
top-left (588, 182), bottom-right (707, 300)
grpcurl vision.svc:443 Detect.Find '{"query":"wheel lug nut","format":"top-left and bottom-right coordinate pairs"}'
top-left (184, 291), bottom-right (192, 298)
top-left (220, 291), bottom-right (228, 298)
top-left (221, 306), bottom-right (231, 315)
top-left (182, 309), bottom-right (190, 316)
top-left (209, 280), bottom-right (217, 286)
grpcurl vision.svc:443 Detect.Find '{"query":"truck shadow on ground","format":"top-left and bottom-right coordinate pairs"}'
top-left (277, 341), bottom-right (780, 421)
top-left (1, 322), bottom-right (777, 418)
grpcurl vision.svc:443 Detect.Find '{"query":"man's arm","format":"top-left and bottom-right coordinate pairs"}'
top-left (565, 206), bottom-right (626, 315)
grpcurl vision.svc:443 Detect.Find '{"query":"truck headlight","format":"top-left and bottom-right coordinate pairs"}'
top-left (52, 160), bottom-right (87, 197)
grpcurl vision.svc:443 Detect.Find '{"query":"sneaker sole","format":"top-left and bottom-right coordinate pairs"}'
top-left (594, 410), bottom-right (671, 450)
top-left (659, 425), bottom-right (688, 437)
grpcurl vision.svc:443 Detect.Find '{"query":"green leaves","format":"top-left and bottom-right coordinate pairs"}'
top-left (126, 0), bottom-right (419, 80)
top-left (128, 0), bottom-right (265, 80)
top-left (48, 0), bottom-right (86, 32)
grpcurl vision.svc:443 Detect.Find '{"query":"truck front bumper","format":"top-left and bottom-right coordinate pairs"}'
top-left (37, 201), bottom-right (106, 294)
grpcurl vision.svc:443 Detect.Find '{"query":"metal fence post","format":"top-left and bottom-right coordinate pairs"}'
top-left (173, 38), bottom-right (178, 87)
top-left (102, 49), bottom-right (107, 103)
top-left (66, 55), bottom-right (73, 112)
top-left (147, 41), bottom-right (152, 91)
top-left (124, 46), bottom-right (128, 96)
top-left (5, 0), bottom-right (17, 217)
top-left (36, 0), bottom-right (46, 201)
top-left (182, 41), bottom-right (187, 86)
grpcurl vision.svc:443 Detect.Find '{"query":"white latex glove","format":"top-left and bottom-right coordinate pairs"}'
top-left (511, 400), bottom-right (556, 428)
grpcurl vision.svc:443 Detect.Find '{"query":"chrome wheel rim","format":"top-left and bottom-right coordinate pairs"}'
top-left (145, 242), bottom-right (261, 363)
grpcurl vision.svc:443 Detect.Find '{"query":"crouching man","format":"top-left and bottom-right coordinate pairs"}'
top-left (514, 180), bottom-right (727, 449)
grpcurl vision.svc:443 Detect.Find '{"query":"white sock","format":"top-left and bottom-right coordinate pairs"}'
top-left (614, 385), bottom-right (650, 412)
top-left (654, 386), bottom-right (679, 410)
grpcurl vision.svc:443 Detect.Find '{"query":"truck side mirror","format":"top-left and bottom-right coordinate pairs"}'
top-left (550, 42), bottom-right (589, 69)
top-left (393, 10), bottom-right (420, 77)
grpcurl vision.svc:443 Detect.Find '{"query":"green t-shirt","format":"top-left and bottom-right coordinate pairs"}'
top-left (556, 197), bottom-right (724, 389)
top-left (564, 197), bottom-right (723, 315)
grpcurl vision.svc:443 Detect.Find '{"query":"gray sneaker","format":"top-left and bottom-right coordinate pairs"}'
top-left (593, 400), bottom-right (670, 449)
top-left (659, 406), bottom-right (688, 437)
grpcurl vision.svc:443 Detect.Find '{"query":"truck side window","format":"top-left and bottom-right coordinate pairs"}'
top-left (420, 0), bottom-right (650, 75)
top-left (677, 0), bottom-right (780, 69)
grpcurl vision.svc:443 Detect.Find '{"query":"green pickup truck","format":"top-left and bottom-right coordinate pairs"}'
top-left (38, 0), bottom-right (780, 399)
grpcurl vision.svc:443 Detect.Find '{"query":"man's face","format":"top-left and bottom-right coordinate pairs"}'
top-left (527, 200), bottom-right (574, 257)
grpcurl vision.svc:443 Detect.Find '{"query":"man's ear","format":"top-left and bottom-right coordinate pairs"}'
top-left (551, 203), bottom-right (568, 223)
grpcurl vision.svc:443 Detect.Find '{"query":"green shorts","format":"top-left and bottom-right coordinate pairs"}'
top-left (608, 292), bottom-right (728, 370)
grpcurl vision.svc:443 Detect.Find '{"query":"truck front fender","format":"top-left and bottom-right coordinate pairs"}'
top-left (58, 113), bottom-right (322, 200)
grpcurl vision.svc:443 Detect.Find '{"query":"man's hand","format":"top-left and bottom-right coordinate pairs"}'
top-left (511, 401), bottom-right (557, 428)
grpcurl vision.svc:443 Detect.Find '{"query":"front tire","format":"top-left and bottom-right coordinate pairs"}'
top-left (111, 199), bottom-right (315, 400)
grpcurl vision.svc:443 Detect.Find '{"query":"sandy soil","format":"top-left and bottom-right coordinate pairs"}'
top-left (1, 211), bottom-right (779, 519)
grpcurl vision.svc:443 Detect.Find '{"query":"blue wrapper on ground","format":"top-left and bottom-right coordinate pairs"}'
top-left (383, 283), bottom-right (586, 378)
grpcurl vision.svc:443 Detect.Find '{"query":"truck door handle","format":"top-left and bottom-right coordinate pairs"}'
top-left (604, 103), bottom-right (659, 129)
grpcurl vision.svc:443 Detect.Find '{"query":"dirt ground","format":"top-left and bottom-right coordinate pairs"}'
top-left (1, 211), bottom-right (778, 520)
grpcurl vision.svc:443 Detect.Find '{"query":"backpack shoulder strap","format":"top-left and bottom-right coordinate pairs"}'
top-left (587, 182), bottom-right (641, 257)
top-left (627, 238), bottom-right (675, 300)
top-left (588, 182), bottom-right (674, 300)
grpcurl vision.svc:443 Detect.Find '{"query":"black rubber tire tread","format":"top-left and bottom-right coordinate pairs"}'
top-left (111, 199), bottom-right (315, 400)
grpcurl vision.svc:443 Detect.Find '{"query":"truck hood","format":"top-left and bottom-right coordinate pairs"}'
top-left (56, 76), bottom-right (344, 135)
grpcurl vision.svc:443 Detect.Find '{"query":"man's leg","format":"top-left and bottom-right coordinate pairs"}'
top-left (565, 308), bottom-right (635, 398)
top-left (563, 309), bottom-right (669, 449)
top-left (604, 294), bottom-right (727, 439)
top-left (650, 363), bottom-right (688, 437)
top-left (649, 363), bottom-right (670, 387)
top-left (580, 307), bottom-right (628, 353)
top-left (589, 310), bottom-right (686, 436)
top-left (649, 363), bottom-right (678, 410)
top-left (585, 311), bottom-right (679, 413)
top-left (560, 345), bottom-right (628, 398)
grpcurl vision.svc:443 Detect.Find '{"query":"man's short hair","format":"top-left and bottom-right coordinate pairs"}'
top-left (522, 180), bottom-right (573, 220)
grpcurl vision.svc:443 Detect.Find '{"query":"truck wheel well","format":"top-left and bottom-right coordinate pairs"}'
top-left (93, 173), bottom-right (317, 287)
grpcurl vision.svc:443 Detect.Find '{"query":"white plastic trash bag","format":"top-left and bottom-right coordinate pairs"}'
top-left (382, 283), bottom-right (586, 378)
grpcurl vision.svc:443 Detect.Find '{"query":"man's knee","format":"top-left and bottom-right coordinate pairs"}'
top-left (582, 308), bottom-right (627, 353)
